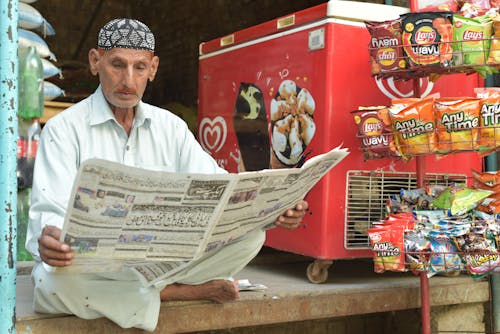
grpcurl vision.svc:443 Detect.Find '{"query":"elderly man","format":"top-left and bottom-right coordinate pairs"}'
top-left (26, 18), bottom-right (308, 331)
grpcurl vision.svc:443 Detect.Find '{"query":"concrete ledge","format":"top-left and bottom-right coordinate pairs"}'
top-left (16, 260), bottom-right (490, 333)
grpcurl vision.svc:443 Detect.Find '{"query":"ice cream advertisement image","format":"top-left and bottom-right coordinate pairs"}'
top-left (198, 71), bottom-right (317, 173)
top-left (270, 79), bottom-right (316, 169)
top-left (233, 83), bottom-right (270, 171)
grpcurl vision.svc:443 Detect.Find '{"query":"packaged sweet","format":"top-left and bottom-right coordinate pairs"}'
top-left (391, 97), bottom-right (437, 157)
top-left (352, 107), bottom-right (398, 160)
top-left (366, 19), bottom-right (406, 75)
top-left (471, 168), bottom-right (500, 186)
top-left (427, 237), bottom-right (463, 277)
top-left (417, 0), bottom-right (459, 12)
top-left (414, 209), bottom-right (450, 224)
top-left (432, 185), bottom-right (493, 216)
top-left (452, 229), bottom-right (499, 278)
top-left (405, 232), bottom-right (431, 272)
top-left (434, 97), bottom-right (481, 153)
top-left (401, 12), bottom-right (454, 67)
top-left (475, 87), bottom-right (500, 150)
top-left (368, 225), bottom-right (407, 273)
top-left (452, 15), bottom-right (493, 67)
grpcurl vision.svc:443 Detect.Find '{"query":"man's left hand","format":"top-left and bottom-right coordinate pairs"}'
top-left (274, 200), bottom-right (309, 230)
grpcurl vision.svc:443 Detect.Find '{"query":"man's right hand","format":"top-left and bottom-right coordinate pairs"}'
top-left (38, 225), bottom-right (74, 267)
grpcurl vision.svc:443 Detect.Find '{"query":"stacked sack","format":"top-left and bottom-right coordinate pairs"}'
top-left (16, 0), bottom-right (62, 262)
top-left (353, 87), bottom-right (500, 160)
top-left (366, 0), bottom-right (500, 77)
top-left (18, 0), bottom-right (64, 101)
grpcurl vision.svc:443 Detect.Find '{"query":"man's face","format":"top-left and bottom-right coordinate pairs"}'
top-left (89, 48), bottom-right (159, 109)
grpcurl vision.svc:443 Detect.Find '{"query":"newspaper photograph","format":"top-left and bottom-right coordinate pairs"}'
top-left (57, 146), bottom-right (349, 286)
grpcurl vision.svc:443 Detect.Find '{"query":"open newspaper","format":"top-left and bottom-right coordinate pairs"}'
top-left (58, 146), bottom-right (349, 286)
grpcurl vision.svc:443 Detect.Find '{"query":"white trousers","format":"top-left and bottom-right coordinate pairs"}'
top-left (32, 229), bottom-right (266, 331)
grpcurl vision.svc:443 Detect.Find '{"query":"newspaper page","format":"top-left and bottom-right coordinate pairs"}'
top-left (57, 146), bottom-right (349, 286)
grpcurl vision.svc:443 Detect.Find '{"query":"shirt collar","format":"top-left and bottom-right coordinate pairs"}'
top-left (89, 85), bottom-right (151, 128)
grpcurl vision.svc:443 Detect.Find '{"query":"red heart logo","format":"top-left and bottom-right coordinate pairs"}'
top-left (375, 77), bottom-right (434, 99)
top-left (198, 116), bottom-right (227, 153)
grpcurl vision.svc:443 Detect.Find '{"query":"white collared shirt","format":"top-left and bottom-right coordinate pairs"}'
top-left (26, 86), bottom-right (225, 258)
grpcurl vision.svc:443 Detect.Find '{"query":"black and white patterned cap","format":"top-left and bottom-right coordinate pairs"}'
top-left (98, 18), bottom-right (155, 52)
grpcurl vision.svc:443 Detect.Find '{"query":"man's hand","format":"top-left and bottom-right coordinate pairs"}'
top-left (274, 200), bottom-right (309, 230)
top-left (38, 225), bottom-right (74, 267)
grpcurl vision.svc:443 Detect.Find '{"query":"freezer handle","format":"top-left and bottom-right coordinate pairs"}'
top-left (277, 15), bottom-right (295, 29)
top-left (220, 34), bottom-right (235, 47)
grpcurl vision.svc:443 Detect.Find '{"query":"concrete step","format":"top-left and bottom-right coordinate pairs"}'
top-left (16, 258), bottom-right (490, 333)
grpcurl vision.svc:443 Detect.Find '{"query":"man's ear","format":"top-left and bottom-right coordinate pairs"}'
top-left (88, 49), bottom-right (101, 76)
top-left (149, 56), bottom-right (159, 82)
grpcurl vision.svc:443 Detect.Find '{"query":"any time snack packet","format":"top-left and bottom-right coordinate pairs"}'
top-left (391, 97), bottom-right (437, 157)
top-left (475, 87), bottom-right (500, 150)
top-left (434, 97), bottom-right (481, 153)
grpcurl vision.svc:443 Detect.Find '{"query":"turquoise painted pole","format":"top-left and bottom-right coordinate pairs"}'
top-left (0, 0), bottom-right (18, 333)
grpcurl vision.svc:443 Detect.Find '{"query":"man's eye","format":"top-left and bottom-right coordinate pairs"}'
top-left (112, 62), bottom-right (124, 68)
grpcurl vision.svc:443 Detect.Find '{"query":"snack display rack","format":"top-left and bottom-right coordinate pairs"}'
top-left (364, 32), bottom-right (500, 333)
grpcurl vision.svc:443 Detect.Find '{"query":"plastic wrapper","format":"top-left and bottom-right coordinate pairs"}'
top-left (391, 97), bottom-right (437, 157)
top-left (432, 185), bottom-right (493, 215)
top-left (487, 16), bottom-right (500, 64)
top-left (368, 225), bottom-right (407, 273)
top-left (434, 97), bottom-right (481, 153)
top-left (366, 19), bottom-right (406, 75)
top-left (475, 87), bottom-right (500, 151)
top-left (353, 107), bottom-right (398, 160)
top-left (452, 14), bottom-right (493, 66)
top-left (452, 229), bottom-right (499, 278)
top-left (417, 0), bottom-right (459, 12)
top-left (428, 237), bottom-right (463, 277)
top-left (401, 12), bottom-right (454, 67)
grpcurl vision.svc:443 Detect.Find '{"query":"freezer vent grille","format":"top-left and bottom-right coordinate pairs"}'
top-left (344, 170), bottom-right (467, 249)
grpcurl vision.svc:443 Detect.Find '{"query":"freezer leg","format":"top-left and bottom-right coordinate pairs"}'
top-left (306, 259), bottom-right (333, 284)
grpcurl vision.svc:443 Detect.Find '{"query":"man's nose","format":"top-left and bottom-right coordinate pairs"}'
top-left (122, 66), bottom-right (134, 85)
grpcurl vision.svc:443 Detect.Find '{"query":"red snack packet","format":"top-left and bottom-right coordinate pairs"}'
top-left (352, 107), bottom-right (398, 160)
top-left (366, 19), bottom-right (406, 75)
top-left (401, 12), bottom-right (454, 67)
top-left (368, 225), bottom-right (407, 273)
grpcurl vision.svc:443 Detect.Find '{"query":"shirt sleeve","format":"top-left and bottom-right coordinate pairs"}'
top-left (26, 119), bottom-right (79, 259)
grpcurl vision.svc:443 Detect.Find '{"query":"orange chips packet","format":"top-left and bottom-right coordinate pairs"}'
top-left (475, 87), bottom-right (500, 150)
top-left (487, 16), bottom-right (500, 64)
top-left (391, 97), bottom-right (437, 157)
top-left (434, 97), bottom-right (481, 153)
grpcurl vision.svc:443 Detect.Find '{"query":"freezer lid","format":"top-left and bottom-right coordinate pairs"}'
top-left (199, 1), bottom-right (409, 56)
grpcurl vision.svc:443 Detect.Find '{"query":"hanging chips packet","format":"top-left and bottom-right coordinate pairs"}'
top-left (391, 97), bottom-right (437, 157)
top-left (366, 19), bottom-right (406, 75)
top-left (475, 87), bottom-right (500, 151)
top-left (434, 97), bottom-right (481, 153)
top-left (401, 12), bottom-right (454, 67)
top-left (487, 15), bottom-right (500, 64)
top-left (452, 14), bottom-right (493, 66)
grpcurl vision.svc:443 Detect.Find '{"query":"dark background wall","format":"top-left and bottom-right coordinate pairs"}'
top-left (31, 0), bottom-right (408, 126)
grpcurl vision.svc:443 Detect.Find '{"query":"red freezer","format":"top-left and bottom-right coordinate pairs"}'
top-left (197, 0), bottom-right (483, 278)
